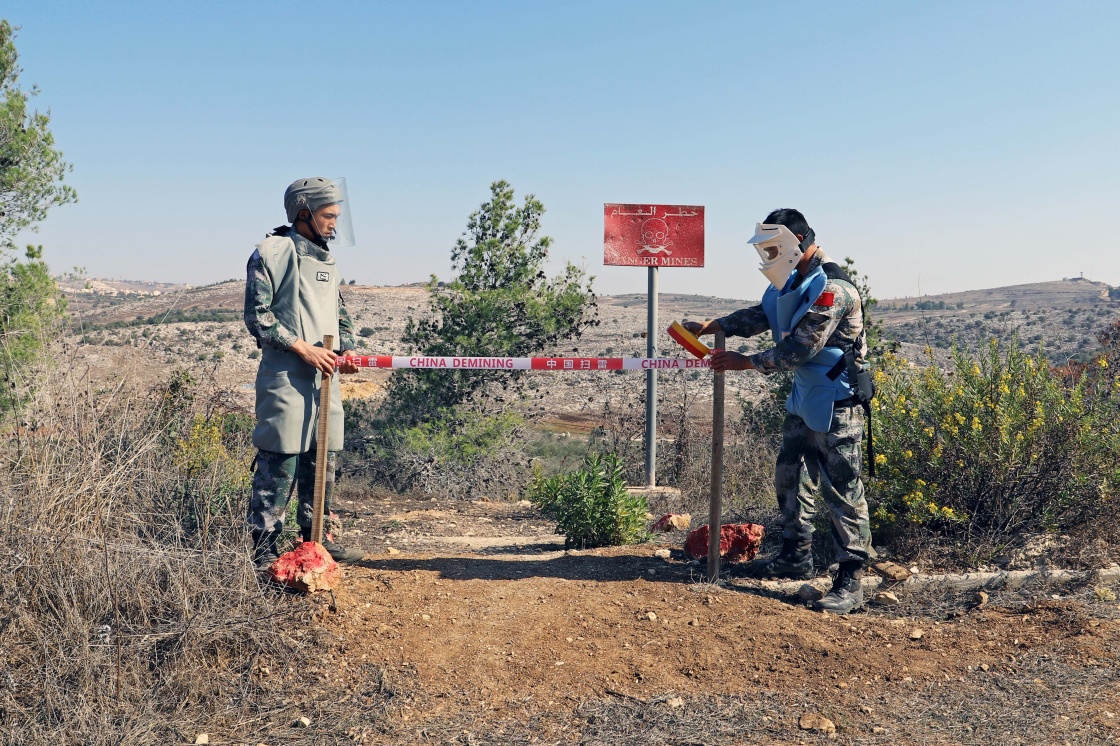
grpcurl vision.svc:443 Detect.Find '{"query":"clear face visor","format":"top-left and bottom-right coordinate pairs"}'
top-left (299, 177), bottom-right (355, 248)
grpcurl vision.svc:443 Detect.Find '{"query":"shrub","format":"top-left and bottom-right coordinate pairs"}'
top-left (345, 401), bottom-right (527, 498)
top-left (870, 339), bottom-right (1120, 563)
top-left (173, 409), bottom-right (254, 537)
top-left (0, 246), bottom-right (68, 412)
top-left (527, 453), bottom-right (649, 549)
top-left (359, 326), bottom-right (376, 337)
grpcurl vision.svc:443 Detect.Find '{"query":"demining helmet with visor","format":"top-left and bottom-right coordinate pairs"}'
top-left (283, 176), bottom-right (355, 248)
top-left (750, 222), bottom-right (814, 289)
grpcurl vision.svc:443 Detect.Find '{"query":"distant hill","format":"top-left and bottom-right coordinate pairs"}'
top-left (875, 278), bottom-right (1118, 363)
top-left (62, 276), bottom-right (1120, 365)
top-left (880, 278), bottom-right (1111, 313)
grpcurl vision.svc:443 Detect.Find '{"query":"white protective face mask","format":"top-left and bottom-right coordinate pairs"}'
top-left (750, 222), bottom-right (803, 288)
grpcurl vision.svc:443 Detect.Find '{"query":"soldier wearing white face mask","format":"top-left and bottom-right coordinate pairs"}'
top-left (683, 208), bottom-right (875, 615)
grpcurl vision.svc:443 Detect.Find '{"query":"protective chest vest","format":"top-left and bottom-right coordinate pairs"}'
top-left (761, 266), bottom-right (854, 433)
top-left (251, 233), bottom-right (344, 453)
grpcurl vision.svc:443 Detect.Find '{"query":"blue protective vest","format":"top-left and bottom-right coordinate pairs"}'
top-left (760, 266), bottom-right (854, 433)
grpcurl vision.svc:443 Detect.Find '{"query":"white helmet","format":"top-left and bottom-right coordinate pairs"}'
top-left (750, 222), bottom-right (805, 288)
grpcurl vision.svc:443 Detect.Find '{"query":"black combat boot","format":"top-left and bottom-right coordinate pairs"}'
top-left (750, 538), bottom-right (814, 580)
top-left (300, 526), bottom-right (364, 564)
top-left (814, 560), bottom-right (865, 614)
top-left (251, 530), bottom-right (281, 569)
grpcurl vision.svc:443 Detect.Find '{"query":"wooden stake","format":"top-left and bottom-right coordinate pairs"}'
top-left (310, 334), bottom-right (334, 545)
top-left (707, 329), bottom-right (725, 581)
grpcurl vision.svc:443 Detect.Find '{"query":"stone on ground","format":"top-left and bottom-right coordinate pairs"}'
top-left (798, 584), bottom-right (824, 602)
top-left (651, 513), bottom-right (692, 533)
top-left (872, 561), bottom-right (912, 582)
top-left (683, 523), bottom-right (764, 563)
top-left (269, 541), bottom-right (340, 592)
top-left (798, 712), bottom-right (836, 734)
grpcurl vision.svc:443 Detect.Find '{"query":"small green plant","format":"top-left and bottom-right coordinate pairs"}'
top-left (526, 452), bottom-right (649, 549)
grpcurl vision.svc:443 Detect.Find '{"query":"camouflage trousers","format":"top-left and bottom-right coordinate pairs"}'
top-left (246, 448), bottom-right (337, 534)
top-left (774, 406), bottom-right (873, 563)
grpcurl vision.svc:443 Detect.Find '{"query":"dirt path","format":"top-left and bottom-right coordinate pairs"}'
top-left (281, 491), bottom-right (1120, 745)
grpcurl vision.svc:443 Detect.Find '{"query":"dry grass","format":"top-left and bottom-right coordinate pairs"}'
top-left (0, 350), bottom-right (336, 744)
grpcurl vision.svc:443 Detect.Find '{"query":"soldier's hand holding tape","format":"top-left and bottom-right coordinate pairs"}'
top-left (682, 319), bottom-right (722, 337)
top-left (337, 350), bottom-right (360, 374)
top-left (709, 348), bottom-right (754, 372)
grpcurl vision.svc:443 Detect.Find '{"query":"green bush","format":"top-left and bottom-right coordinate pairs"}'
top-left (870, 339), bottom-right (1120, 561)
top-left (527, 453), bottom-right (649, 549)
top-left (0, 246), bottom-right (68, 413)
top-left (344, 400), bottom-right (526, 497)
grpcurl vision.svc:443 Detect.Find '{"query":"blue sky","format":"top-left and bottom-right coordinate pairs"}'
top-left (7, 1), bottom-right (1119, 300)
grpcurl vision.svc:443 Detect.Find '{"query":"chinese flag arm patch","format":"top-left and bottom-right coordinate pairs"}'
top-left (813, 291), bottom-right (835, 308)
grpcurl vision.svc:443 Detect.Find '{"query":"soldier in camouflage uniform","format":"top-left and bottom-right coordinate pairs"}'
top-left (685, 208), bottom-right (873, 614)
top-left (245, 177), bottom-right (364, 567)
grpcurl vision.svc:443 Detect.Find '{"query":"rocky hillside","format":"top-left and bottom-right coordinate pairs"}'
top-left (59, 276), bottom-right (1120, 421)
top-left (878, 278), bottom-right (1118, 363)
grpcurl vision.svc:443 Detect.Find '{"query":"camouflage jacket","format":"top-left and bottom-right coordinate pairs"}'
top-left (244, 228), bottom-right (356, 352)
top-left (716, 251), bottom-right (866, 374)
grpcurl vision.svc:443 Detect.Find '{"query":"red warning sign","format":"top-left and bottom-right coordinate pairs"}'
top-left (603, 204), bottom-right (705, 268)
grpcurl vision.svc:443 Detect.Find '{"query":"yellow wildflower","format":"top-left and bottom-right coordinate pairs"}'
top-left (1098, 357), bottom-right (1109, 368)
top-left (874, 454), bottom-right (887, 466)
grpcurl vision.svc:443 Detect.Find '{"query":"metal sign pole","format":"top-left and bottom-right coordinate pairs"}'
top-left (645, 266), bottom-right (659, 487)
top-left (707, 329), bottom-right (726, 581)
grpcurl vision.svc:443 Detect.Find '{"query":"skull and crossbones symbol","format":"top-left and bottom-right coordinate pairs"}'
top-left (637, 218), bottom-right (673, 256)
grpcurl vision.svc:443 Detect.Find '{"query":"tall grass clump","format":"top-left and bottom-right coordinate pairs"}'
top-left (0, 350), bottom-right (337, 744)
top-left (870, 338), bottom-right (1120, 564)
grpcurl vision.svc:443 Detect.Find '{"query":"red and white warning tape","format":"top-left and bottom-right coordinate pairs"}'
top-left (342, 355), bottom-right (710, 371)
